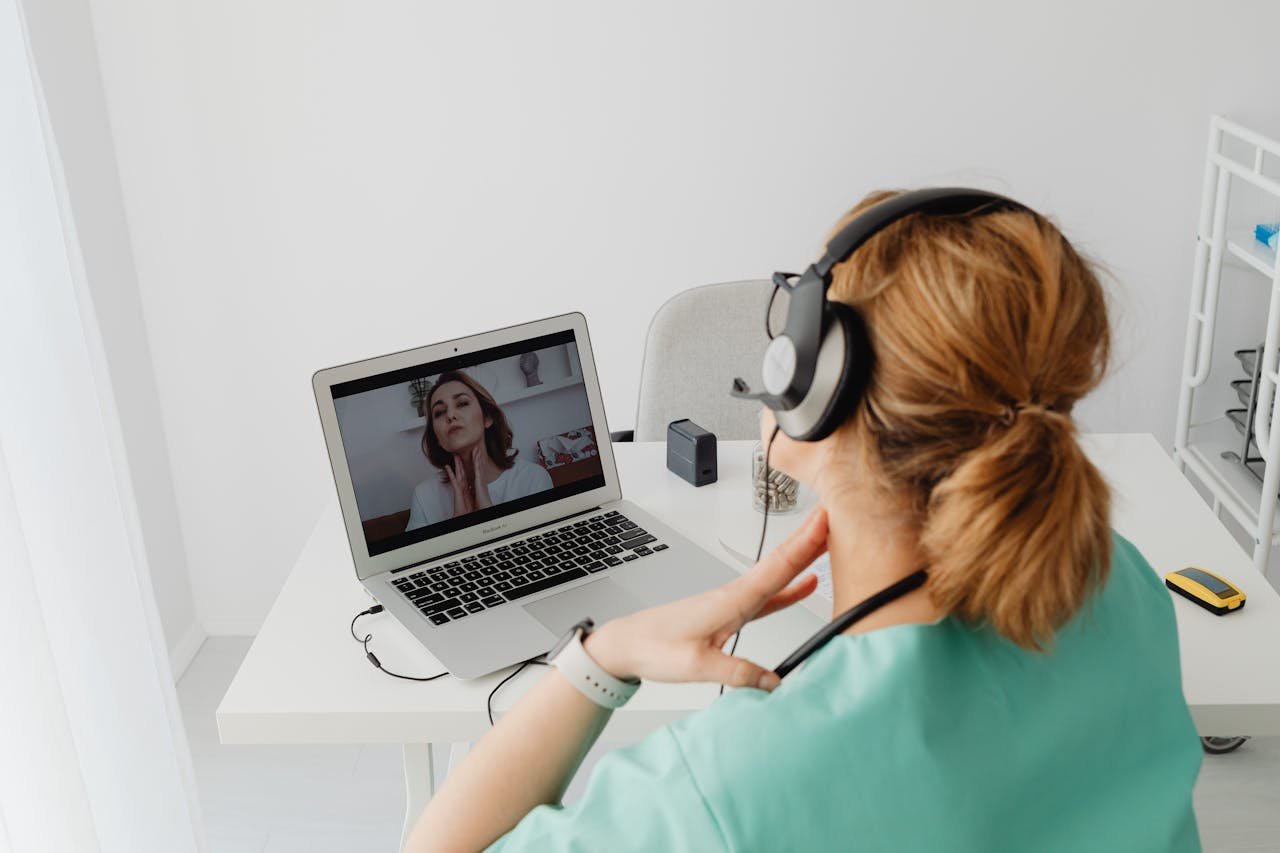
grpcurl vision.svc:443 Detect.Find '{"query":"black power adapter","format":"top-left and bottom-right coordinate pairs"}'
top-left (666, 419), bottom-right (717, 486)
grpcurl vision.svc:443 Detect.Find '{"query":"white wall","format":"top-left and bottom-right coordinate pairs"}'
top-left (19, 0), bottom-right (201, 673)
top-left (78, 0), bottom-right (1280, 632)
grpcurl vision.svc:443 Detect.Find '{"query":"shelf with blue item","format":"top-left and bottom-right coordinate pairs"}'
top-left (1225, 228), bottom-right (1280, 280)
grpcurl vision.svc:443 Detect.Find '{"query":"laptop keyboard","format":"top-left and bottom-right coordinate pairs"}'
top-left (388, 510), bottom-right (668, 627)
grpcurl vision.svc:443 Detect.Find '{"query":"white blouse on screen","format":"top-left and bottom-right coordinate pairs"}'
top-left (405, 458), bottom-right (553, 531)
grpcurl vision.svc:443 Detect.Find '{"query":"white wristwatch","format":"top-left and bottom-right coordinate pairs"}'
top-left (548, 618), bottom-right (640, 710)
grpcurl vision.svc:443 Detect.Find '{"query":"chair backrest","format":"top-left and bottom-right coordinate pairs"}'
top-left (633, 280), bottom-right (779, 442)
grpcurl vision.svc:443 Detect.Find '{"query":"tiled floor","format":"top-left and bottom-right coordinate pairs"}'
top-left (180, 637), bottom-right (1280, 852)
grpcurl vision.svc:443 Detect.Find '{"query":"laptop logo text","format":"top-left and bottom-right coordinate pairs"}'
top-left (482, 524), bottom-right (505, 535)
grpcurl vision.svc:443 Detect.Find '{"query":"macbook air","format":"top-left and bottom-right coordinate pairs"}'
top-left (312, 312), bottom-right (738, 678)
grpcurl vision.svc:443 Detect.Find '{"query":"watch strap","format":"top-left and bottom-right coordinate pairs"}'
top-left (551, 628), bottom-right (640, 709)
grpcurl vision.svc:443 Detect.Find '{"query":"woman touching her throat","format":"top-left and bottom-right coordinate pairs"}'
top-left (404, 371), bottom-right (552, 531)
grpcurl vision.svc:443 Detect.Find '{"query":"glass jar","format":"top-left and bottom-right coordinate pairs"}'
top-left (752, 441), bottom-right (799, 514)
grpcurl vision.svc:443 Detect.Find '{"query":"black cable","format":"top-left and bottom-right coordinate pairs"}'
top-left (349, 606), bottom-right (549, 725)
top-left (350, 606), bottom-right (449, 682)
top-left (720, 423), bottom-right (781, 696)
top-left (487, 658), bottom-right (549, 726)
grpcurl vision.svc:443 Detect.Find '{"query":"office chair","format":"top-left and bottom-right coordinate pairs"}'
top-left (612, 280), bottom-right (782, 442)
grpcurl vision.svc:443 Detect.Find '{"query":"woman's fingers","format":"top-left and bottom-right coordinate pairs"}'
top-left (737, 508), bottom-right (829, 613)
top-left (701, 649), bottom-right (780, 692)
top-left (753, 573), bottom-right (819, 621)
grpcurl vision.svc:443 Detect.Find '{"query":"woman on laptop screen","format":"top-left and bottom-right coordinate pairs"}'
top-left (405, 370), bottom-right (552, 530)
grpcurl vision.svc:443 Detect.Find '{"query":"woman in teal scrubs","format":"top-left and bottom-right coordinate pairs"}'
top-left (404, 191), bottom-right (1202, 852)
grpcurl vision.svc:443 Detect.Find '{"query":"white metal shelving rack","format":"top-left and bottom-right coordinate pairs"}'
top-left (1174, 116), bottom-right (1280, 578)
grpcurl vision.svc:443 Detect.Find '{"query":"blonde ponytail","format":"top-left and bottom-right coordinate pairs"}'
top-left (920, 409), bottom-right (1111, 650)
top-left (827, 191), bottom-right (1112, 651)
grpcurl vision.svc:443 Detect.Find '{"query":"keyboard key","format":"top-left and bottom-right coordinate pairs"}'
top-left (604, 510), bottom-right (621, 517)
top-left (626, 535), bottom-right (656, 549)
top-left (622, 554), bottom-right (639, 561)
top-left (653, 544), bottom-right (669, 552)
top-left (634, 547), bottom-right (652, 556)
top-left (443, 561), bottom-right (461, 568)
top-left (604, 556), bottom-right (623, 566)
top-left (460, 592), bottom-right (479, 603)
top-left (428, 613), bottom-right (450, 625)
top-left (477, 550), bottom-right (493, 559)
top-left (446, 606), bottom-right (467, 619)
top-left (459, 581), bottom-right (478, 592)
top-left (465, 602), bottom-right (485, 614)
top-left (527, 570), bottom-right (546, 581)
top-left (584, 561), bottom-right (607, 573)
top-left (605, 545), bottom-right (623, 555)
top-left (481, 594), bottom-right (504, 608)
top-left (498, 560), bottom-right (515, 570)
top-left (493, 571), bottom-right (512, 581)
top-left (619, 521), bottom-right (637, 531)
top-left (503, 568), bottom-right (587, 601)
top-left (424, 597), bottom-right (461, 615)
top-left (462, 556), bottom-right (478, 563)
top-left (619, 528), bottom-right (647, 541)
top-left (495, 580), bottom-right (513, 591)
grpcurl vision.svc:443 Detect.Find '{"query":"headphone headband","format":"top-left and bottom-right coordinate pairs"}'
top-left (818, 187), bottom-right (1022, 278)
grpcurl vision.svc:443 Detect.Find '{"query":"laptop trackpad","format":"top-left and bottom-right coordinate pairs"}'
top-left (523, 579), bottom-right (643, 637)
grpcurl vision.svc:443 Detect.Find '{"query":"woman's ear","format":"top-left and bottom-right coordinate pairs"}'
top-left (484, 416), bottom-right (494, 430)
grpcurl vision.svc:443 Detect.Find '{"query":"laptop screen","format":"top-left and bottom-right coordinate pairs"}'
top-left (330, 330), bottom-right (605, 558)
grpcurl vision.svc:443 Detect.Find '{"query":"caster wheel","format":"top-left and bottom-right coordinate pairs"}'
top-left (1201, 736), bottom-right (1249, 755)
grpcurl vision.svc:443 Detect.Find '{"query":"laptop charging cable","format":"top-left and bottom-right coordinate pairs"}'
top-left (351, 605), bottom-right (449, 683)
top-left (349, 605), bottom-right (547, 725)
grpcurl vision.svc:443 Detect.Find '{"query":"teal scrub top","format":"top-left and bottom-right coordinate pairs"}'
top-left (489, 532), bottom-right (1203, 852)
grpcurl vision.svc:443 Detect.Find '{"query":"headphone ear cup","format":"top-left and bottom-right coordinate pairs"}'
top-left (800, 302), bottom-right (874, 442)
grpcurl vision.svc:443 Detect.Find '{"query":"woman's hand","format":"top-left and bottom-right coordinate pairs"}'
top-left (584, 507), bottom-right (828, 692)
top-left (445, 455), bottom-right (474, 517)
top-left (471, 445), bottom-right (493, 510)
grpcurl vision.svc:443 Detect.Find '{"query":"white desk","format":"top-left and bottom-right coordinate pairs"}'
top-left (218, 436), bottom-right (1280, 842)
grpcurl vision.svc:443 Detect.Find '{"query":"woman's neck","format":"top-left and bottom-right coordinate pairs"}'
top-left (462, 446), bottom-right (501, 485)
top-left (822, 489), bottom-right (943, 635)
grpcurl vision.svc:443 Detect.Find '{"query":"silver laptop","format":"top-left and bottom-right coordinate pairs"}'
top-left (312, 312), bottom-right (738, 678)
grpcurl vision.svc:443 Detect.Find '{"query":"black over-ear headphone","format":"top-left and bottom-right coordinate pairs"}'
top-left (731, 187), bottom-right (1029, 442)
